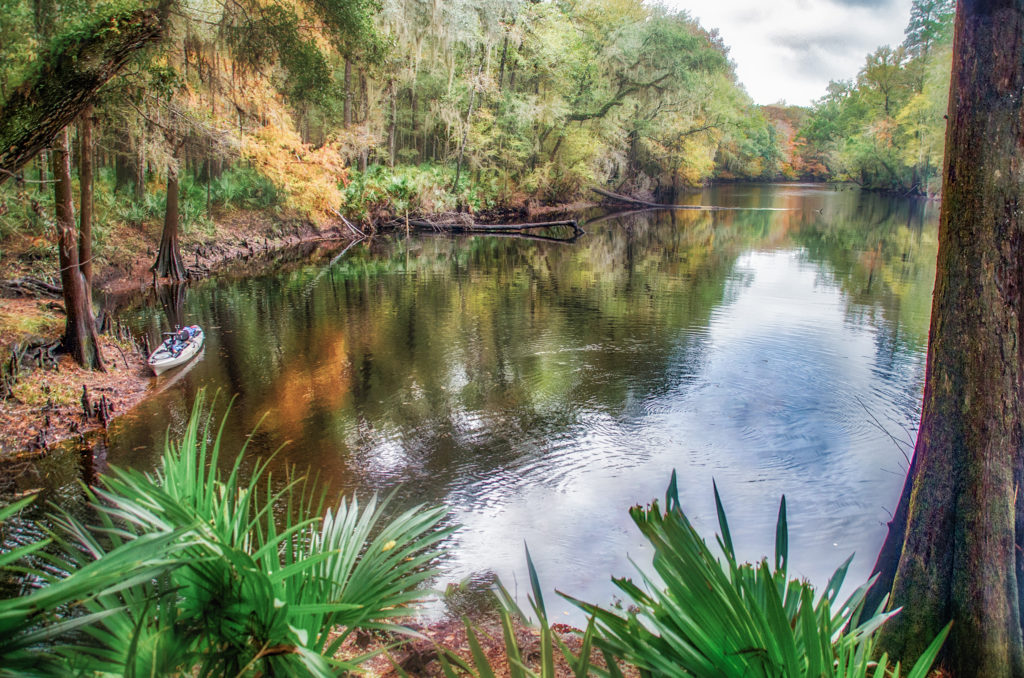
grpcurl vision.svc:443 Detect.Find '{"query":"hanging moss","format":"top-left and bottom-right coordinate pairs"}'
top-left (0, 5), bottom-right (165, 182)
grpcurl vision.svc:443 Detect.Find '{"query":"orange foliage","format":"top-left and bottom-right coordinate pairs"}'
top-left (243, 123), bottom-right (349, 225)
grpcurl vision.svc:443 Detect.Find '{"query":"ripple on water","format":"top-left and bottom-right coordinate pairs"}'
top-left (85, 186), bottom-right (937, 624)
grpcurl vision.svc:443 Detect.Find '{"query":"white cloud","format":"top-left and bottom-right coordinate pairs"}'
top-left (669, 0), bottom-right (913, 105)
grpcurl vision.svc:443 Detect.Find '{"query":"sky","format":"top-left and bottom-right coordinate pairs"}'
top-left (670, 0), bottom-right (914, 106)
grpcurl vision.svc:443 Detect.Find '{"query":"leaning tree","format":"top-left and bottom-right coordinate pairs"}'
top-left (0, 7), bottom-right (166, 182)
top-left (867, 0), bottom-right (1024, 675)
top-left (0, 5), bottom-right (167, 367)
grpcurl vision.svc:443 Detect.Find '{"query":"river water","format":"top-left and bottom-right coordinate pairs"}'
top-left (89, 183), bottom-right (936, 618)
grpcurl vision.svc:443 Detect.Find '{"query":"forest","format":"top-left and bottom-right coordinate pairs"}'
top-left (0, 0), bottom-right (954, 247)
top-left (10, 0), bottom-right (1024, 675)
top-left (0, 0), bottom-right (957, 378)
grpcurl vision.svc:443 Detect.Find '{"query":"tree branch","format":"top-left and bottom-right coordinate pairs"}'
top-left (567, 71), bottom-right (674, 122)
top-left (0, 7), bottom-right (167, 184)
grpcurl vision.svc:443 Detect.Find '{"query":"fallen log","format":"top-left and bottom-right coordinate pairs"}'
top-left (407, 218), bottom-right (582, 233)
top-left (0, 277), bottom-right (62, 298)
top-left (590, 187), bottom-right (719, 210)
top-left (440, 230), bottom-right (582, 244)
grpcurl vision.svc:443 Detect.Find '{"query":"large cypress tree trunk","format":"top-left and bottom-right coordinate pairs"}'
top-left (151, 160), bottom-right (187, 281)
top-left (871, 1), bottom-right (1024, 675)
top-left (53, 129), bottom-right (105, 371)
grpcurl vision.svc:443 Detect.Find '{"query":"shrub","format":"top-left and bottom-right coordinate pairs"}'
top-left (442, 475), bottom-right (949, 678)
top-left (1, 392), bottom-right (452, 676)
top-left (565, 474), bottom-right (949, 677)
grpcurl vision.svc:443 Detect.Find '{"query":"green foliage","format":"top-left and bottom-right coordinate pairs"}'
top-left (0, 391), bottom-right (452, 676)
top-left (565, 474), bottom-right (949, 677)
top-left (105, 168), bottom-right (278, 232)
top-left (407, 474), bottom-right (949, 678)
top-left (0, 172), bottom-right (53, 240)
top-left (0, 495), bottom-right (189, 678)
top-left (797, 0), bottom-right (954, 193)
top-left (0, 0), bottom-right (38, 101)
top-left (211, 167), bottom-right (281, 210)
top-left (344, 163), bottom-right (501, 218)
top-left (903, 0), bottom-right (955, 58)
top-left (227, 3), bottom-right (333, 105)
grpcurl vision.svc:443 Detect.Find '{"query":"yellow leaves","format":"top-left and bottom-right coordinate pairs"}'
top-left (671, 131), bottom-right (718, 187)
top-left (381, 540), bottom-right (397, 552)
top-left (243, 121), bottom-right (348, 225)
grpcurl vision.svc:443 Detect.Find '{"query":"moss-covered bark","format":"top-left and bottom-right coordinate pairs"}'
top-left (872, 2), bottom-right (1024, 676)
top-left (52, 128), bottom-right (105, 371)
top-left (0, 6), bottom-right (165, 183)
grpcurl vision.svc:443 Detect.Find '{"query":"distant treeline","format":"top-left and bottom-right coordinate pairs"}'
top-left (782, 0), bottom-right (955, 195)
top-left (0, 0), bottom-right (952, 248)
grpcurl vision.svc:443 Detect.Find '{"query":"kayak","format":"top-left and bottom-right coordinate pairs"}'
top-left (148, 325), bottom-right (204, 375)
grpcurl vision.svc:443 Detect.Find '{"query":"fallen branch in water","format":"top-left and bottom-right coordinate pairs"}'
top-left (330, 207), bottom-right (367, 238)
top-left (406, 215), bottom-right (582, 234)
top-left (590, 187), bottom-right (719, 210)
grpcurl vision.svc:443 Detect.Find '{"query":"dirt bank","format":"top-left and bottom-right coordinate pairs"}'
top-left (0, 201), bottom-right (602, 460)
top-left (0, 209), bottom-right (355, 460)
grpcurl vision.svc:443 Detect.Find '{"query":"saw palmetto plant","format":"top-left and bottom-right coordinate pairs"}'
top-left (2, 391), bottom-right (451, 677)
top-left (563, 474), bottom-right (949, 678)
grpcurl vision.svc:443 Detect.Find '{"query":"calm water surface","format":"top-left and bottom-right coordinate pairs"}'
top-left (91, 183), bottom-right (936, 617)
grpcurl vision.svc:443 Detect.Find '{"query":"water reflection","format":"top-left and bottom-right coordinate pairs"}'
top-left (56, 185), bottom-right (944, 618)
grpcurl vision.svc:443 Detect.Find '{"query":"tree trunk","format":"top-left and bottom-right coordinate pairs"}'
top-left (498, 35), bottom-right (509, 91)
top-left (871, 2), bottom-right (1024, 675)
top-left (0, 7), bottom-right (165, 183)
top-left (37, 151), bottom-right (48, 193)
top-left (359, 70), bottom-right (368, 124)
top-left (452, 60), bottom-right (483, 192)
top-left (388, 85), bottom-right (397, 167)
top-left (79, 105), bottom-right (94, 289)
top-left (410, 87), bottom-right (419, 156)
top-left (52, 128), bottom-right (105, 371)
top-left (135, 137), bottom-right (146, 201)
top-left (343, 59), bottom-right (352, 128)
top-left (151, 159), bottom-right (187, 281)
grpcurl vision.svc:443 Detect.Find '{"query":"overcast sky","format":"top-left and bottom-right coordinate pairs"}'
top-left (669, 0), bottom-right (914, 106)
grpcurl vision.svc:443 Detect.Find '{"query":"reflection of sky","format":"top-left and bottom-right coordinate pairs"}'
top-left (447, 248), bottom-right (922, 621)
top-left (94, 185), bottom-right (936, 625)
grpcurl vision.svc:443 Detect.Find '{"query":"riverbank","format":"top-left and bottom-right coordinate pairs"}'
top-left (0, 207), bottom-right (361, 460)
top-left (0, 196), bottom-right (602, 459)
top-left (0, 301), bottom-right (148, 460)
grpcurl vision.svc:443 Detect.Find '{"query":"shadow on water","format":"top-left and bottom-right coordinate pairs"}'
top-left (3, 184), bottom-right (939, 621)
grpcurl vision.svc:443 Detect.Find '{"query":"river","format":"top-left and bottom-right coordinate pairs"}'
top-left (49, 183), bottom-right (944, 619)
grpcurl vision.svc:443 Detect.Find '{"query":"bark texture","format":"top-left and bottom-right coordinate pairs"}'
top-left (872, 2), bottom-right (1024, 676)
top-left (151, 161), bottom-right (187, 281)
top-left (52, 128), bottom-right (105, 371)
top-left (0, 7), bottom-right (165, 183)
top-left (78, 105), bottom-right (94, 288)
